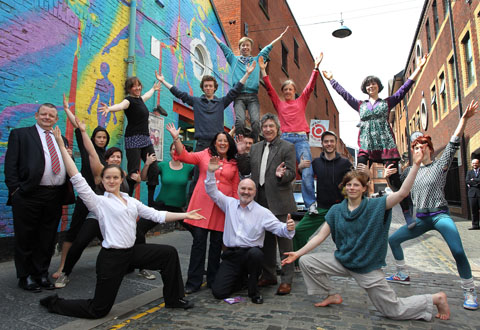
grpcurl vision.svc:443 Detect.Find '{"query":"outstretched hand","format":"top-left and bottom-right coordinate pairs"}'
top-left (208, 156), bottom-right (221, 172)
top-left (275, 162), bottom-right (287, 178)
top-left (155, 70), bottom-right (164, 82)
top-left (166, 123), bottom-right (180, 140)
top-left (153, 81), bottom-right (161, 91)
top-left (99, 102), bottom-right (109, 117)
top-left (185, 209), bottom-right (206, 221)
top-left (145, 153), bottom-right (157, 166)
top-left (462, 99), bottom-right (479, 120)
top-left (418, 53), bottom-right (429, 69)
top-left (282, 251), bottom-right (299, 267)
top-left (235, 135), bottom-right (247, 154)
top-left (246, 60), bottom-right (256, 75)
top-left (63, 93), bottom-right (69, 110)
top-left (258, 56), bottom-right (268, 71)
top-left (314, 52), bottom-right (323, 69)
top-left (383, 164), bottom-right (397, 178)
top-left (279, 26), bottom-right (289, 38)
top-left (322, 70), bottom-right (333, 81)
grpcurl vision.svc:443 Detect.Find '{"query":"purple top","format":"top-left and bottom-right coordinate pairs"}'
top-left (330, 79), bottom-right (414, 112)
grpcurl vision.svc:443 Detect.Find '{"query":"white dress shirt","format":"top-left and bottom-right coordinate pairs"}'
top-left (71, 173), bottom-right (167, 249)
top-left (36, 124), bottom-right (66, 186)
top-left (204, 171), bottom-right (294, 248)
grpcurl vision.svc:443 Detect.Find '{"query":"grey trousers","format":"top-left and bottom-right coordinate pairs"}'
top-left (261, 214), bottom-right (294, 284)
top-left (299, 252), bottom-right (433, 321)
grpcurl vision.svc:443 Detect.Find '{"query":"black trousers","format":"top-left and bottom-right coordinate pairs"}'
top-left (185, 226), bottom-right (223, 290)
top-left (11, 186), bottom-right (64, 278)
top-left (125, 144), bottom-right (160, 187)
top-left (469, 196), bottom-right (480, 227)
top-left (65, 197), bottom-right (89, 242)
top-left (47, 244), bottom-right (185, 319)
top-left (63, 218), bottom-right (103, 276)
top-left (211, 247), bottom-right (263, 299)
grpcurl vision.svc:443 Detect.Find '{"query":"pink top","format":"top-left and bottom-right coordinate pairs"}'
top-left (173, 147), bottom-right (239, 232)
top-left (263, 69), bottom-right (319, 133)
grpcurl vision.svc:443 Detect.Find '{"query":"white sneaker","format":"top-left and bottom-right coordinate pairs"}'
top-left (463, 288), bottom-right (479, 310)
top-left (54, 272), bottom-right (69, 288)
top-left (138, 269), bottom-right (156, 280)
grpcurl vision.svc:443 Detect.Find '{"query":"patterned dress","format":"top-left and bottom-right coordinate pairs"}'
top-left (330, 79), bottom-right (415, 162)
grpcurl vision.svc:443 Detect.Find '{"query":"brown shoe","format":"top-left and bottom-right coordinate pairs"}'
top-left (257, 278), bottom-right (278, 287)
top-left (276, 283), bottom-right (291, 295)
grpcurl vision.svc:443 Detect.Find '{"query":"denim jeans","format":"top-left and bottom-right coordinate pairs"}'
top-left (388, 212), bottom-right (472, 279)
top-left (281, 132), bottom-right (315, 208)
top-left (234, 94), bottom-right (260, 142)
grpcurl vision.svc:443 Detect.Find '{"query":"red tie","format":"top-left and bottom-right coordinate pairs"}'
top-left (45, 131), bottom-right (60, 174)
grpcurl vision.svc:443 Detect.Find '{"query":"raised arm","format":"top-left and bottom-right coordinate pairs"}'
top-left (323, 71), bottom-right (361, 111)
top-left (204, 157), bottom-right (229, 212)
top-left (268, 26), bottom-right (288, 47)
top-left (63, 93), bottom-right (79, 128)
top-left (141, 80), bottom-right (161, 102)
top-left (385, 146), bottom-right (424, 210)
top-left (453, 100), bottom-right (478, 138)
top-left (259, 56), bottom-right (268, 78)
top-left (208, 27), bottom-right (222, 44)
top-left (53, 127), bottom-right (79, 177)
top-left (282, 222), bottom-right (331, 266)
top-left (75, 119), bottom-right (104, 183)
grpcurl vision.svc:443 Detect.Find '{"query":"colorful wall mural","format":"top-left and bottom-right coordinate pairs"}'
top-left (0, 0), bottom-right (233, 238)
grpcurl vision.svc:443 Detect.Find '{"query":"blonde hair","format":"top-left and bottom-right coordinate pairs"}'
top-left (238, 37), bottom-right (253, 48)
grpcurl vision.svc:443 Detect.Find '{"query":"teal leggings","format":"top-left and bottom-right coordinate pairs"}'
top-left (388, 212), bottom-right (472, 279)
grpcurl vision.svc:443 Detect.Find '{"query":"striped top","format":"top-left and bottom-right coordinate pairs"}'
top-left (401, 136), bottom-right (460, 213)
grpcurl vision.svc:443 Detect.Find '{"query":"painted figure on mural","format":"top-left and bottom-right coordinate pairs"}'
top-left (87, 62), bottom-right (117, 128)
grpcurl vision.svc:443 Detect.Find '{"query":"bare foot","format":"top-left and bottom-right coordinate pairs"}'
top-left (52, 271), bottom-right (62, 279)
top-left (433, 292), bottom-right (450, 320)
top-left (314, 294), bottom-right (343, 307)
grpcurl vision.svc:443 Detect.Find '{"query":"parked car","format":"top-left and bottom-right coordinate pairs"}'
top-left (291, 180), bottom-right (317, 221)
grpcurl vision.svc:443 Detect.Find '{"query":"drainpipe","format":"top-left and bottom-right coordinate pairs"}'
top-left (126, 0), bottom-right (137, 77)
top-left (447, 0), bottom-right (469, 217)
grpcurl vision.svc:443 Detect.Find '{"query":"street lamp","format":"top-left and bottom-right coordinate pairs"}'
top-left (332, 13), bottom-right (352, 38)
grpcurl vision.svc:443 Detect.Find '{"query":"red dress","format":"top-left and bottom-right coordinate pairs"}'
top-left (174, 147), bottom-right (239, 232)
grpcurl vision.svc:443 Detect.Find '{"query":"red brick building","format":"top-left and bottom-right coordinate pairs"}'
top-left (391, 0), bottom-right (480, 217)
top-left (211, 0), bottom-right (346, 158)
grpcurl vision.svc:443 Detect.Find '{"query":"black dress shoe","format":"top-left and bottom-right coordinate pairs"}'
top-left (40, 294), bottom-right (58, 308)
top-left (18, 276), bottom-right (41, 292)
top-left (165, 298), bottom-right (194, 309)
top-left (468, 226), bottom-right (480, 230)
top-left (184, 287), bottom-right (199, 294)
top-left (251, 295), bottom-right (263, 304)
top-left (36, 276), bottom-right (55, 290)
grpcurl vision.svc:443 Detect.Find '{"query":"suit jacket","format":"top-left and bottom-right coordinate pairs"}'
top-left (237, 136), bottom-right (296, 215)
top-left (4, 125), bottom-right (74, 205)
top-left (466, 169), bottom-right (480, 198)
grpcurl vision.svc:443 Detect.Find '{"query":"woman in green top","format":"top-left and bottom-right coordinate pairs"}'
top-left (136, 144), bottom-right (194, 244)
top-left (282, 146), bottom-right (451, 321)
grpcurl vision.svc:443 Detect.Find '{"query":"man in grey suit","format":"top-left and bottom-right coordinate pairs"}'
top-left (237, 113), bottom-right (296, 295)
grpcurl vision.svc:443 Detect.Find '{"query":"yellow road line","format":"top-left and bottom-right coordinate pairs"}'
top-left (108, 303), bottom-right (165, 330)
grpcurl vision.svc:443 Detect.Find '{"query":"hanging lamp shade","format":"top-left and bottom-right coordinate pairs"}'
top-left (332, 24), bottom-right (352, 38)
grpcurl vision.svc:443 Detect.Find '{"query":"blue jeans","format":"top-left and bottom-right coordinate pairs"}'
top-left (281, 132), bottom-right (315, 208)
top-left (389, 212), bottom-right (472, 279)
top-left (234, 94), bottom-right (260, 142)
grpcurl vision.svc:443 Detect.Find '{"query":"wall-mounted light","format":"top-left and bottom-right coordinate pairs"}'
top-left (155, 0), bottom-right (165, 8)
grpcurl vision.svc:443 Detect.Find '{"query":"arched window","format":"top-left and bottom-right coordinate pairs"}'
top-left (190, 39), bottom-right (212, 80)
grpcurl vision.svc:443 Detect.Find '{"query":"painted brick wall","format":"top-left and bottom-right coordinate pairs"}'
top-left (0, 0), bottom-right (233, 238)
